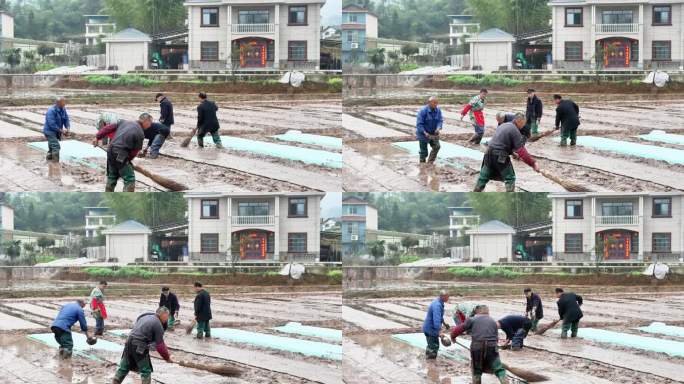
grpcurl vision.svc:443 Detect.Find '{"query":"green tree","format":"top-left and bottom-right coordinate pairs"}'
top-left (37, 45), bottom-right (56, 59)
top-left (401, 43), bottom-right (419, 59)
top-left (368, 48), bottom-right (386, 68)
top-left (2, 240), bottom-right (21, 259)
top-left (104, 0), bottom-right (186, 34)
top-left (36, 237), bottom-right (55, 252)
top-left (466, 0), bottom-right (550, 35)
top-left (104, 192), bottom-right (187, 226)
top-left (401, 236), bottom-right (419, 250)
top-left (367, 240), bottom-right (386, 259)
top-left (2, 48), bottom-right (21, 67)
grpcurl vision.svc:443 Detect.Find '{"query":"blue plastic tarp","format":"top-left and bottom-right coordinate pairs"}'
top-left (552, 136), bottom-right (684, 165)
top-left (272, 132), bottom-right (342, 150)
top-left (391, 333), bottom-right (469, 361)
top-left (28, 140), bottom-right (106, 168)
top-left (29, 332), bottom-right (123, 360)
top-left (638, 130), bottom-right (684, 145)
top-left (194, 136), bottom-right (342, 168)
top-left (552, 328), bottom-right (684, 357)
top-left (272, 322), bottom-right (342, 342)
top-left (637, 322), bottom-right (684, 338)
top-left (208, 328), bottom-right (342, 360)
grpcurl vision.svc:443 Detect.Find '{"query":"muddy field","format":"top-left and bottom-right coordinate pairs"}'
top-left (0, 89), bottom-right (342, 192)
top-left (342, 280), bottom-right (684, 383)
top-left (342, 88), bottom-right (684, 192)
top-left (0, 280), bottom-right (342, 384)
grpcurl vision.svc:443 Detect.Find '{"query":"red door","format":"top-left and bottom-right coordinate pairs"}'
top-left (603, 232), bottom-right (630, 260)
top-left (604, 40), bottom-right (630, 68)
top-left (240, 232), bottom-right (266, 259)
top-left (240, 41), bottom-right (267, 68)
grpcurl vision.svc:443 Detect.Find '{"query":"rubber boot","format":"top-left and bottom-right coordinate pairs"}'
top-left (197, 137), bottom-right (204, 148)
top-left (141, 377), bottom-right (152, 384)
top-left (112, 379), bottom-right (122, 384)
top-left (570, 139), bottom-right (577, 146)
top-left (427, 148), bottom-right (440, 163)
top-left (505, 182), bottom-right (515, 192)
top-left (498, 376), bottom-right (508, 384)
top-left (105, 183), bottom-right (115, 192)
top-left (560, 138), bottom-right (567, 146)
top-left (472, 375), bottom-right (482, 384)
top-left (215, 142), bottom-right (224, 149)
top-left (62, 350), bottom-right (72, 359)
top-left (46, 152), bottom-right (53, 161)
top-left (473, 184), bottom-right (486, 192)
top-left (123, 183), bottom-right (135, 192)
top-left (561, 331), bottom-right (568, 339)
top-left (467, 134), bottom-right (478, 144)
top-left (52, 151), bottom-right (60, 163)
top-left (472, 134), bottom-right (483, 145)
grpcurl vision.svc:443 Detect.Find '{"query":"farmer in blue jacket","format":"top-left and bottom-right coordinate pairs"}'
top-left (43, 96), bottom-right (70, 162)
top-left (416, 96), bottom-right (443, 164)
top-left (422, 290), bottom-right (449, 359)
top-left (50, 299), bottom-right (94, 359)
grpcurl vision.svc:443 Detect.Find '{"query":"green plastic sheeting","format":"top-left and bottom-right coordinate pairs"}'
top-left (551, 328), bottom-right (684, 357)
top-left (29, 332), bottom-right (123, 360)
top-left (28, 140), bottom-right (105, 168)
top-left (391, 333), bottom-right (469, 361)
top-left (272, 322), bottom-right (342, 342)
top-left (193, 136), bottom-right (342, 168)
top-left (392, 141), bottom-right (483, 169)
top-left (208, 328), bottom-right (342, 360)
top-left (272, 132), bottom-right (342, 150)
top-left (637, 322), bottom-right (684, 338)
top-left (552, 136), bottom-right (684, 165)
top-left (639, 130), bottom-right (684, 145)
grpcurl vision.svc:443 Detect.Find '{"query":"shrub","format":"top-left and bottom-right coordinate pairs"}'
top-left (327, 77), bottom-right (342, 92)
top-left (400, 63), bottom-right (419, 72)
top-left (399, 255), bottom-right (420, 264)
top-left (326, 269), bottom-right (342, 279)
top-left (446, 74), bottom-right (523, 87)
top-left (84, 75), bottom-right (161, 87)
top-left (83, 267), bottom-right (160, 279)
top-left (446, 266), bottom-right (524, 279)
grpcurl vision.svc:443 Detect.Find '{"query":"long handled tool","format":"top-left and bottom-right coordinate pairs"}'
top-left (180, 128), bottom-right (198, 147)
top-left (185, 319), bottom-right (197, 335)
top-left (453, 339), bottom-right (549, 382)
top-left (539, 169), bottom-right (590, 192)
top-left (96, 145), bottom-right (187, 191)
top-left (528, 129), bottom-right (557, 143)
top-left (535, 319), bottom-right (560, 336)
top-left (177, 359), bottom-right (242, 377)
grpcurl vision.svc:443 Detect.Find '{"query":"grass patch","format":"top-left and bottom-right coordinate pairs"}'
top-left (326, 269), bottom-right (342, 279)
top-left (446, 74), bottom-right (523, 87)
top-left (400, 255), bottom-right (421, 264)
top-left (327, 77), bottom-right (342, 92)
top-left (400, 63), bottom-right (419, 72)
top-left (83, 267), bottom-right (160, 279)
top-left (35, 63), bottom-right (58, 72)
top-left (34, 255), bottom-right (58, 264)
top-left (84, 74), bottom-right (161, 87)
top-left (446, 266), bottom-right (524, 279)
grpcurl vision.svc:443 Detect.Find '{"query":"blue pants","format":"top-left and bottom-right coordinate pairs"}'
top-left (149, 134), bottom-right (167, 158)
top-left (473, 123), bottom-right (484, 135)
top-left (511, 328), bottom-right (527, 349)
top-left (95, 316), bottom-right (104, 334)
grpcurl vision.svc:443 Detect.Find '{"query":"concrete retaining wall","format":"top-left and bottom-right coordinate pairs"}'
top-left (0, 74), bottom-right (65, 89)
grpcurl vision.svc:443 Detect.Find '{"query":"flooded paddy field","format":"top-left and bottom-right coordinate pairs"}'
top-left (0, 279), bottom-right (342, 384)
top-left (0, 90), bottom-right (342, 192)
top-left (342, 90), bottom-right (684, 192)
top-left (342, 279), bottom-right (684, 383)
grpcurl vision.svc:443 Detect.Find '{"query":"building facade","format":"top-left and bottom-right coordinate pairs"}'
top-left (448, 14), bottom-right (480, 46)
top-left (184, 0), bottom-right (325, 70)
top-left (341, 196), bottom-right (377, 255)
top-left (185, 192), bottom-right (323, 262)
top-left (103, 220), bottom-right (152, 264)
top-left (448, 205), bottom-right (480, 238)
top-left (84, 207), bottom-right (116, 238)
top-left (84, 15), bottom-right (116, 46)
top-left (550, 0), bottom-right (684, 70)
top-left (466, 220), bottom-right (516, 264)
top-left (341, 5), bottom-right (377, 63)
top-left (550, 193), bottom-right (684, 262)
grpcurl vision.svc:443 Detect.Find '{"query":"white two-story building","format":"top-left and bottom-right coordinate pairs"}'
top-left (550, 193), bottom-right (684, 262)
top-left (550, 0), bottom-right (684, 70)
top-left (185, 192), bottom-right (324, 262)
top-left (184, 0), bottom-right (325, 70)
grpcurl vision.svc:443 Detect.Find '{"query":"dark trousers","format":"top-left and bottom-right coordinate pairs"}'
top-left (419, 139), bottom-right (440, 163)
top-left (51, 326), bottom-right (73, 357)
top-left (95, 315), bottom-right (105, 334)
top-left (511, 328), bottom-right (528, 350)
top-left (45, 132), bottom-right (61, 160)
top-left (424, 333), bottom-right (439, 359)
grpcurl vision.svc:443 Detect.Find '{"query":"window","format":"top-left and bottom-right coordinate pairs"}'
top-left (565, 8), bottom-right (583, 26)
top-left (349, 14), bottom-right (358, 23)
top-left (238, 10), bottom-right (269, 24)
top-left (201, 8), bottom-right (219, 27)
top-left (565, 199), bottom-right (583, 218)
top-left (601, 202), bottom-right (633, 216)
top-left (653, 5), bottom-right (671, 25)
top-left (565, 234), bottom-right (583, 253)
top-left (200, 42), bottom-right (219, 61)
top-left (200, 233), bottom-right (219, 253)
top-left (346, 222), bottom-right (359, 235)
top-left (630, 40), bottom-right (639, 62)
top-left (238, 202), bottom-right (269, 216)
top-left (288, 197), bottom-right (307, 217)
top-left (601, 10), bottom-right (633, 24)
top-left (288, 233), bottom-right (307, 252)
top-left (201, 199), bottom-right (219, 219)
top-left (288, 5), bottom-right (308, 25)
top-left (652, 197), bottom-right (671, 217)
top-left (565, 42), bottom-right (583, 61)
top-left (652, 233), bottom-right (671, 253)
top-left (288, 41), bottom-right (307, 61)
top-left (652, 41), bottom-right (671, 61)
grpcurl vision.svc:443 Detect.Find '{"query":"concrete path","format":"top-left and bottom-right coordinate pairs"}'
top-left (342, 114), bottom-right (409, 138)
top-left (342, 306), bottom-right (409, 330)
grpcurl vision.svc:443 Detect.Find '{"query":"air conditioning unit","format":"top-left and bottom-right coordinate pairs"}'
top-left (350, 42), bottom-right (359, 49)
top-left (350, 234), bottom-right (359, 241)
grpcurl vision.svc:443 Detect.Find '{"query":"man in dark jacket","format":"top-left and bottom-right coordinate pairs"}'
top-left (43, 96), bottom-right (70, 163)
top-left (196, 92), bottom-right (223, 149)
top-left (94, 113), bottom-right (151, 192)
top-left (159, 287), bottom-right (179, 329)
top-left (140, 122), bottom-right (170, 159)
top-left (451, 305), bottom-right (507, 384)
top-left (474, 113), bottom-right (540, 192)
top-left (553, 94), bottom-right (580, 146)
top-left (524, 287), bottom-right (543, 332)
top-left (155, 93), bottom-right (174, 131)
top-left (526, 89), bottom-right (543, 137)
top-left (112, 307), bottom-right (172, 384)
top-left (555, 288), bottom-right (583, 339)
top-left (193, 281), bottom-right (212, 339)
top-left (497, 314), bottom-right (532, 351)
